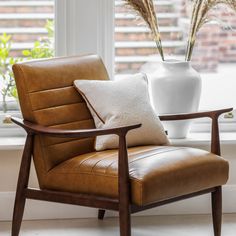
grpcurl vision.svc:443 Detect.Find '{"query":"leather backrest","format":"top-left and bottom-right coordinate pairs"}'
top-left (13, 55), bottom-right (109, 187)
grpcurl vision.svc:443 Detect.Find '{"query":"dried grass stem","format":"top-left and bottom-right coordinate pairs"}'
top-left (124, 0), bottom-right (236, 62)
top-left (124, 0), bottom-right (164, 60)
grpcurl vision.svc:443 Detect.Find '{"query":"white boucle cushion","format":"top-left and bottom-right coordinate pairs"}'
top-left (74, 73), bottom-right (169, 151)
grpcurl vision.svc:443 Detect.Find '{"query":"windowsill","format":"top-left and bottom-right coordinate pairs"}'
top-left (0, 136), bottom-right (25, 151)
top-left (171, 132), bottom-right (236, 146)
top-left (0, 132), bottom-right (236, 151)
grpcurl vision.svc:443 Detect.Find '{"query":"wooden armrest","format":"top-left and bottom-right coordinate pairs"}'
top-left (159, 108), bottom-right (233, 121)
top-left (11, 117), bottom-right (141, 138)
top-left (12, 117), bottom-right (141, 203)
top-left (160, 108), bottom-right (233, 156)
top-left (12, 116), bottom-right (141, 205)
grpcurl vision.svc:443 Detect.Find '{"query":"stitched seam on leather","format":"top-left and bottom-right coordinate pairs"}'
top-left (105, 159), bottom-right (119, 174)
top-left (129, 151), bottom-right (170, 167)
top-left (48, 147), bottom-right (100, 171)
top-left (127, 148), bottom-right (188, 199)
top-left (128, 147), bottom-right (186, 165)
top-left (17, 65), bottom-right (51, 174)
top-left (74, 84), bottom-right (105, 124)
top-left (127, 147), bottom-right (171, 163)
top-left (49, 118), bottom-right (94, 129)
top-left (76, 153), bottom-right (99, 170)
top-left (44, 137), bottom-right (92, 148)
top-left (32, 102), bottom-right (84, 112)
top-left (33, 116), bottom-right (92, 128)
top-left (105, 147), bottom-right (163, 172)
top-left (28, 85), bottom-right (74, 94)
top-left (33, 103), bottom-right (87, 116)
top-left (94, 153), bottom-right (119, 174)
top-left (17, 65), bottom-right (35, 120)
top-left (127, 148), bottom-right (189, 183)
top-left (91, 153), bottom-right (118, 173)
top-left (48, 171), bottom-right (118, 178)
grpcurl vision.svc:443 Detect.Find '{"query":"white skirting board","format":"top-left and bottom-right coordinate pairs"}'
top-left (1, 185), bottom-right (236, 221)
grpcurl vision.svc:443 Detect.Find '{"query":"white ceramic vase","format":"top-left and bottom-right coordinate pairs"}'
top-left (149, 60), bottom-right (202, 138)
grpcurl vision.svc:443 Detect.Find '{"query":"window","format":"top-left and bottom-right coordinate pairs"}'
top-left (114, 0), bottom-right (236, 132)
top-left (0, 0), bottom-right (235, 137)
top-left (0, 0), bottom-right (55, 136)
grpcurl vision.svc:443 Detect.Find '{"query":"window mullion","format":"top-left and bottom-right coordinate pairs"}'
top-left (55, 0), bottom-right (114, 78)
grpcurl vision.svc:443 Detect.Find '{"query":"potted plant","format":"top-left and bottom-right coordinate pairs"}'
top-left (0, 33), bottom-right (20, 124)
top-left (22, 20), bottom-right (54, 59)
top-left (124, 0), bottom-right (236, 138)
top-left (0, 20), bottom-right (54, 125)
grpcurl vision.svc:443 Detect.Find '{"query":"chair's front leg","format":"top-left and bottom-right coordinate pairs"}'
top-left (98, 209), bottom-right (106, 220)
top-left (211, 114), bottom-right (221, 156)
top-left (12, 134), bottom-right (34, 236)
top-left (212, 186), bottom-right (222, 236)
top-left (118, 134), bottom-right (131, 236)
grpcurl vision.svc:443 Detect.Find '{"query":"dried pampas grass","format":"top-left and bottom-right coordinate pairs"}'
top-left (186, 0), bottom-right (222, 61)
top-left (186, 0), bottom-right (236, 61)
top-left (124, 0), bottom-right (164, 60)
top-left (124, 0), bottom-right (236, 62)
top-left (225, 0), bottom-right (236, 11)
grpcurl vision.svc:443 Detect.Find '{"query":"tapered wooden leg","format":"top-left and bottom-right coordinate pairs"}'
top-left (212, 186), bottom-right (222, 236)
top-left (12, 195), bottom-right (26, 236)
top-left (98, 209), bottom-right (106, 220)
top-left (12, 134), bottom-right (34, 236)
top-left (119, 204), bottom-right (131, 236)
top-left (118, 134), bottom-right (131, 236)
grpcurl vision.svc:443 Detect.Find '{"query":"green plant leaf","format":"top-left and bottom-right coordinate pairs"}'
top-left (22, 50), bottom-right (31, 56)
top-left (1, 21), bottom-right (54, 112)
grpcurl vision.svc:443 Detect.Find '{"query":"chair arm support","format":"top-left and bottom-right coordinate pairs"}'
top-left (11, 117), bottom-right (141, 139)
top-left (159, 108), bottom-right (233, 156)
top-left (159, 108), bottom-right (233, 121)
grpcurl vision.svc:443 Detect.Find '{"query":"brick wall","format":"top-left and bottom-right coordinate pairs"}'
top-left (115, 0), bottom-right (185, 73)
top-left (0, 0), bottom-right (54, 57)
top-left (218, 14), bottom-right (236, 63)
top-left (179, 1), bottom-right (236, 72)
top-left (115, 0), bottom-right (236, 74)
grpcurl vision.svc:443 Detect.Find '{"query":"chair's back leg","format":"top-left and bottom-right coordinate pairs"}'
top-left (98, 209), bottom-right (106, 220)
top-left (212, 186), bottom-right (222, 236)
top-left (12, 134), bottom-right (34, 236)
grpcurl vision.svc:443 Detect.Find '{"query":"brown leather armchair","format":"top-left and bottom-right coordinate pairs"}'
top-left (11, 55), bottom-right (231, 236)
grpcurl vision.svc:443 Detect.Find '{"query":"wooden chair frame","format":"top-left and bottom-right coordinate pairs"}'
top-left (11, 107), bottom-right (232, 236)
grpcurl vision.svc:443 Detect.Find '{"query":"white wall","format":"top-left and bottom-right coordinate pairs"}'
top-left (0, 141), bottom-right (236, 221)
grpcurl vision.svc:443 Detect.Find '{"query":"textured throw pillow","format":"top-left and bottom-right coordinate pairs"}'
top-left (74, 73), bottom-right (169, 151)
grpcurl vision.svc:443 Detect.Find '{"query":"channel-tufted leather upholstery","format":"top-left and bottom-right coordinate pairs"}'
top-left (13, 55), bottom-right (229, 206)
top-left (45, 145), bottom-right (228, 206)
top-left (13, 55), bottom-right (109, 187)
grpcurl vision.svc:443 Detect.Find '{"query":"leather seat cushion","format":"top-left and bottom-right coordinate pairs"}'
top-left (43, 146), bottom-right (229, 206)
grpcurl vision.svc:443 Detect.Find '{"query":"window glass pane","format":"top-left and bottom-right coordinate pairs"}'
top-left (0, 0), bottom-right (55, 118)
top-left (114, 0), bottom-right (236, 128)
top-left (115, 0), bottom-right (185, 74)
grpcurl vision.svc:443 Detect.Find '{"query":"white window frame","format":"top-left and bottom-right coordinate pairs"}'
top-left (55, 0), bottom-right (114, 78)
